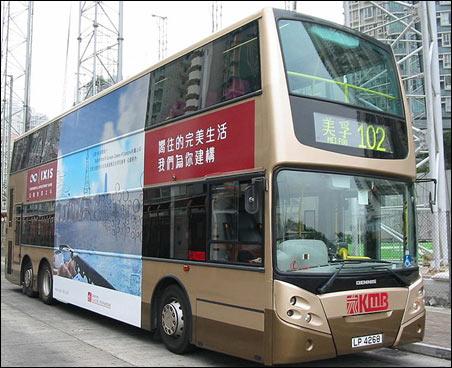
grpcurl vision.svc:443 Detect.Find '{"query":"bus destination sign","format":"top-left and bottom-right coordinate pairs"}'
top-left (314, 112), bottom-right (393, 154)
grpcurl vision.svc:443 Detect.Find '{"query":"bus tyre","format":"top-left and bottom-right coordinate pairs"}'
top-left (158, 285), bottom-right (194, 354)
top-left (22, 261), bottom-right (37, 297)
top-left (39, 262), bottom-right (55, 305)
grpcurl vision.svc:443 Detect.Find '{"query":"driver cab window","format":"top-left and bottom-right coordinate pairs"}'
top-left (275, 170), bottom-right (416, 273)
top-left (210, 178), bottom-right (264, 266)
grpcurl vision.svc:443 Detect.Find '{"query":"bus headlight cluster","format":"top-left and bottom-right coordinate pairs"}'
top-left (412, 286), bottom-right (424, 313)
top-left (287, 296), bottom-right (322, 327)
top-left (418, 286), bottom-right (424, 298)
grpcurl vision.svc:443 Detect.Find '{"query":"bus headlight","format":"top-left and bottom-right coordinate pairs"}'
top-left (418, 287), bottom-right (424, 297)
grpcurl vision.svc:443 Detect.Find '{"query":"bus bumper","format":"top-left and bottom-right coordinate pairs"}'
top-left (271, 311), bottom-right (336, 364)
top-left (393, 310), bottom-right (426, 347)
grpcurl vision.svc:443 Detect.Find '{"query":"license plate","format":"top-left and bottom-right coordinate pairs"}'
top-left (351, 333), bottom-right (383, 348)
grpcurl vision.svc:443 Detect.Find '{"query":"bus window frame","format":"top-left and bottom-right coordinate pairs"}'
top-left (9, 119), bottom-right (61, 176)
top-left (271, 165), bottom-right (420, 293)
top-left (9, 19), bottom-right (263, 176)
top-left (145, 19), bottom-right (262, 131)
top-left (274, 13), bottom-right (406, 121)
top-left (145, 90), bottom-right (263, 132)
top-left (288, 95), bottom-right (409, 160)
top-left (207, 177), bottom-right (265, 267)
top-left (142, 171), bottom-right (266, 272)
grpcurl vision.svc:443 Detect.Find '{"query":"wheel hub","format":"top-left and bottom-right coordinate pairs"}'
top-left (24, 268), bottom-right (32, 288)
top-left (42, 270), bottom-right (51, 296)
top-left (161, 300), bottom-right (184, 337)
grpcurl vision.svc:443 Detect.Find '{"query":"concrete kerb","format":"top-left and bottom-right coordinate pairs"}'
top-left (397, 343), bottom-right (451, 360)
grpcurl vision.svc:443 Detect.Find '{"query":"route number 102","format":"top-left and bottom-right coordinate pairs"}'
top-left (358, 123), bottom-right (387, 152)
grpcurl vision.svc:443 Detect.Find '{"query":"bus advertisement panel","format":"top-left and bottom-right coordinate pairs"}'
top-left (144, 100), bottom-right (255, 185)
top-left (56, 133), bottom-right (144, 199)
top-left (53, 105), bottom-right (145, 326)
top-left (26, 161), bottom-right (58, 202)
top-left (53, 190), bottom-right (143, 327)
top-left (53, 162), bottom-right (143, 324)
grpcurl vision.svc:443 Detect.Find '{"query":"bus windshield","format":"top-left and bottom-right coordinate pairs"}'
top-left (275, 170), bottom-right (417, 274)
top-left (278, 19), bottom-right (404, 117)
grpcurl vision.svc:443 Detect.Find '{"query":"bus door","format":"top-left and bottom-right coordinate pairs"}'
top-left (196, 177), bottom-right (266, 360)
top-left (13, 204), bottom-right (23, 267)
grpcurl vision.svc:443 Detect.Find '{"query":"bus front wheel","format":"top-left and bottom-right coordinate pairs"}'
top-left (158, 285), bottom-right (194, 354)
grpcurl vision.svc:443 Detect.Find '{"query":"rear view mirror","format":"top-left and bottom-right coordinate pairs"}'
top-left (245, 185), bottom-right (258, 214)
top-left (245, 178), bottom-right (264, 215)
top-left (429, 192), bottom-right (434, 214)
top-left (416, 178), bottom-right (437, 214)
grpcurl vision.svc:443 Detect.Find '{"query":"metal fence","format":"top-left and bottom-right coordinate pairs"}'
top-left (379, 206), bottom-right (450, 307)
top-left (417, 209), bottom-right (451, 307)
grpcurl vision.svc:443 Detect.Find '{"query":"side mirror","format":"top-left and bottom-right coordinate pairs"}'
top-left (244, 178), bottom-right (264, 215)
top-left (244, 185), bottom-right (258, 214)
top-left (416, 178), bottom-right (437, 214)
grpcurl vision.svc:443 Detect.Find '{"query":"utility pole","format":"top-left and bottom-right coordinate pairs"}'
top-left (152, 14), bottom-right (167, 61)
top-left (211, 1), bottom-right (222, 33)
top-left (23, 1), bottom-right (33, 133)
top-left (6, 76), bottom-right (13, 182)
top-left (117, 1), bottom-right (124, 82)
top-left (420, 1), bottom-right (449, 270)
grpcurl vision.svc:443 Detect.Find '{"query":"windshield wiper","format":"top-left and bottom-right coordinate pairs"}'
top-left (317, 259), bottom-right (406, 294)
top-left (318, 262), bottom-right (346, 294)
top-left (330, 258), bottom-right (392, 264)
top-left (371, 264), bottom-right (410, 287)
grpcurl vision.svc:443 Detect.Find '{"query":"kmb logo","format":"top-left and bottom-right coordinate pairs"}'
top-left (346, 292), bottom-right (389, 315)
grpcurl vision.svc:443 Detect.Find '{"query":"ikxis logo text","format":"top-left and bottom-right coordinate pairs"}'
top-left (346, 292), bottom-right (389, 315)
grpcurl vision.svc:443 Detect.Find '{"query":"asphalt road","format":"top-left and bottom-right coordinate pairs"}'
top-left (1, 259), bottom-right (450, 367)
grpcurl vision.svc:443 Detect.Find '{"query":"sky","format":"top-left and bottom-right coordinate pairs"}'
top-left (29, 1), bottom-right (344, 121)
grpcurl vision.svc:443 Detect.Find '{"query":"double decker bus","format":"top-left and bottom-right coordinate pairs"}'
top-left (5, 8), bottom-right (425, 365)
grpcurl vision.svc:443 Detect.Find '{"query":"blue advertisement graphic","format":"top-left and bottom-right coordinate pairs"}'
top-left (54, 190), bottom-right (143, 296)
top-left (57, 133), bottom-right (144, 199)
top-left (59, 75), bottom-right (149, 157)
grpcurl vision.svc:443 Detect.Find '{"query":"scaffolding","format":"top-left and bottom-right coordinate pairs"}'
top-left (211, 1), bottom-right (223, 33)
top-left (1, 1), bottom-right (33, 212)
top-left (152, 13), bottom-right (168, 61)
top-left (285, 1), bottom-right (297, 12)
top-left (75, 1), bottom-right (123, 103)
top-left (344, 1), bottom-right (450, 270)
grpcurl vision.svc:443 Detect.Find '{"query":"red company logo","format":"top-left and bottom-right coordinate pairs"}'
top-left (346, 292), bottom-right (389, 315)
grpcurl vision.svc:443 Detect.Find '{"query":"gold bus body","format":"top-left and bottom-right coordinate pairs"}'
top-left (5, 7), bottom-right (424, 365)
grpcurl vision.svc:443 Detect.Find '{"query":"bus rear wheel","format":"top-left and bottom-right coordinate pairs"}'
top-left (158, 285), bottom-right (194, 354)
top-left (39, 262), bottom-right (55, 305)
top-left (22, 260), bottom-right (37, 297)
